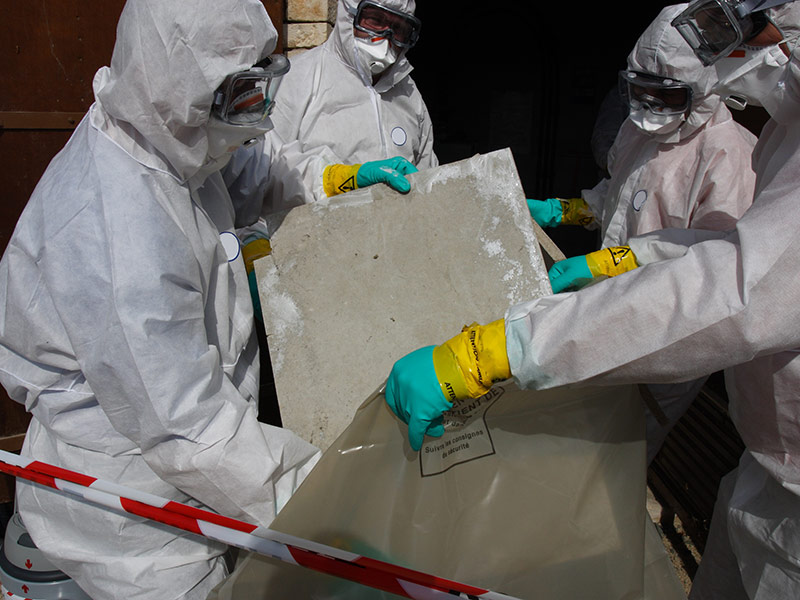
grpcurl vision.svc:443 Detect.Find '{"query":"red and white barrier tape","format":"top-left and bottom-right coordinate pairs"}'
top-left (0, 449), bottom-right (520, 600)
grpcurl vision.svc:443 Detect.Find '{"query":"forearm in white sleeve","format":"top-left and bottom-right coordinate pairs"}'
top-left (506, 185), bottom-right (800, 391)
top-left (580, 178), bottom-right (608, 229)
top-left (263, 133), bottom-right (345, 214)
top-left (629, 227), bottom-right (730, 265)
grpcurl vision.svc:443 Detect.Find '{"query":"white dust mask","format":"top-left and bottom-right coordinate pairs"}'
top-left (355, 37), bottom-right (398, 77)
top-left (628, 109), bottom-right (686, 137)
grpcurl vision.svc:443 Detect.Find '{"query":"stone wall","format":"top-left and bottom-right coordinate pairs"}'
top-left (284, 0), bottom-right (337, 56)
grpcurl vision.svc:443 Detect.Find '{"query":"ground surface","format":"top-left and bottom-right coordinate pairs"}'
top-left (647, 486), bottom-right (701, 597)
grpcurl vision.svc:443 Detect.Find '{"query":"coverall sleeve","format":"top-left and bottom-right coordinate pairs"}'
top-left (261, 131), bottom-right (343, 213)
top-left (629, 227), bottom-right (729, 265)
top-left (259, 56), bottom-right (343, 211)
top-left (506, 146), bottom-right (800, 391)
top-left (416, 100), bottom-right (438, 169)
top-left (223, 138), bottom-right (273, 228)
top-left (581, 177), bottom-right (609, 227)
top-left (687, 128), bottom-right (758, 232)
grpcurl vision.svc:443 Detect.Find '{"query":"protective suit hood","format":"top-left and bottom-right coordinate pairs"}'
top-left (92, 0), bottom-right (278, 182)
top-left (628, 3), bottom-right (720, 143)
top-left (767, 2), bottom-right (800, 40)
top-left (333, 0), bottom-right (416, 90)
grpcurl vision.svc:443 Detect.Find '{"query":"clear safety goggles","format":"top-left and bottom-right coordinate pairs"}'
top-left (619, 70), bottom-right (694, 115)
top-left (351, 0), bottom-right (421, 48)
top-left (671, 0), bottom-right (773, 65)
top-left (212, 54), bottom-right (290, 126)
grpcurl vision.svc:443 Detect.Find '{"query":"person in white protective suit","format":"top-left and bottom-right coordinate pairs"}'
top-left (261, 0), bottom-right (437, 213)
top-left (229, 0), bottom-right (437, 427)
top-left (383, 1), bottom-right (800, 598)
top-left (0, 1), bottom-right (323, 599)
top-left (529, 4), bottom-right (759, 464)
top-left (227, 0), bottom-right (431, 395)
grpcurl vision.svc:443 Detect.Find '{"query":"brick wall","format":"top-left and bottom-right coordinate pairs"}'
top-left (284, 0), bottom-right (337, 55)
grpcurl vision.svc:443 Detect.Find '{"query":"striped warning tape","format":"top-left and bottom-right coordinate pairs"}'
top-left (0, 449), bottom-right (520, 600)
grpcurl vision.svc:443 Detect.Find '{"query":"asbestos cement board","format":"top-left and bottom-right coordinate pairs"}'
top-left (255, 148), bottom-right (551, 451)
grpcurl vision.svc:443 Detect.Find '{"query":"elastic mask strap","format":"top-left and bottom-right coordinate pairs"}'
top-left (781, 33), bottom-right (800, 59)
top-left (736, 0), bottom-right (793, 17)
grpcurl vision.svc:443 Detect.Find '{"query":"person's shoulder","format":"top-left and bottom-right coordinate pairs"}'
top-left (280, 45), bottom-right (338, 93)
top-left (85, 132), bottom-right (190, 221)
top-left (28, 137), bottom-right (182, 248)
top-left (286, 44), bottom-right (327, 72)
top-left (697, 113), bottom-right (759, 153)
top-left (727, 118), bottom-right (759, 146)
top-left (291, 46), bottom-right (320, 62)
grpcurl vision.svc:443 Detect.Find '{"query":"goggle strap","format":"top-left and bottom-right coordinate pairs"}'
top-left (254, 56), bottom-right (273, 69)
top-left (213, 90), bottom-right (225, 109)
top-left (735, 0), bottom-right (789, 18)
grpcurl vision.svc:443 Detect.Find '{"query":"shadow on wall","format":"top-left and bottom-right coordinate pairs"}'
top-left (409, 3), bottom-right (673, 257)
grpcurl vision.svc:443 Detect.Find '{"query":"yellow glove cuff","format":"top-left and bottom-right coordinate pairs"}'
top-left (586, 246), bottom-right (638, 278)
top-left (560, 198), bottom-right (595, 227)
top-left (323, 164), bottom-right (361, 197)
top-left (431, 319), bottom-right (511, 402)
top-left (242, 238), bottom-right (272, 274)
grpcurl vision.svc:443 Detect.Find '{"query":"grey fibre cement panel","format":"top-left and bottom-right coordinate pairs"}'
top-left (255, 148), bottom-right (551, 451)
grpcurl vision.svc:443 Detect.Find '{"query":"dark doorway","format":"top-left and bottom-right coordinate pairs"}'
top-left (407, 2), bottom-right (665, 256)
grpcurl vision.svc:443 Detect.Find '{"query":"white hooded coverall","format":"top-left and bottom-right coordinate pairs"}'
top-left (262, 0), bottom-right (438, 212)
top-left (505, 5), bottom-right (800, 597)
top-left (0, 1), bottom-right (320, 599)
top-left (582, 4), bottom-right (758, 463)
top-left (584, 4), bottom-right (757, 250)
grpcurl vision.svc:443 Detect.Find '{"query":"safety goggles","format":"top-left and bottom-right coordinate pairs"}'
top-left (352, 0), bottom-right (421, 49)
top-left (212, 54), bottom-right (290, 126)
top-left (671, 0), bottom-right (774, 65)
top-left (619, 70), bottom-right (694, 115)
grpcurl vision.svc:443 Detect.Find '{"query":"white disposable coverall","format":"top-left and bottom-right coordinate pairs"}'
top-left (262, 0), bottom-right (438, 212)
top-left (581, 4), bottom-right (758, 463)
top-left (505, 5), bottom-right (800, 597)
top-left (0, 1), bottom-right (320, 599)
top-left (584, 4), bottom-right (757, 250)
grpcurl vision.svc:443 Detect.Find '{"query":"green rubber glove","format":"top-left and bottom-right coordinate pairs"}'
top-left (548, 255), bottom-right (594, 293)
top-left (549, 246), bottom-right (638, 293)
top-left (385, 345), bottom-right (450, 451)
top-left (385, 320), bottom-right (510, 451)
top-left (526, 198), bottom-right (564, 228)
top-left (323, 157), bottom-right (418, 196)
top-left (241, 235), bottom-right (272, 321)
top-left (527, 197), bottom-right (596, 228)
top-left (357, 157), bottom-right (418, 193)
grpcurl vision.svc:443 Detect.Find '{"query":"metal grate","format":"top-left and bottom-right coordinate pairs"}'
top-left (647, 372), bottom-right (745, 555)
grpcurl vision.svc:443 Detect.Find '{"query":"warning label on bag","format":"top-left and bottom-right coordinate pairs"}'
top-left (419, 386), bottom-right (505, 477)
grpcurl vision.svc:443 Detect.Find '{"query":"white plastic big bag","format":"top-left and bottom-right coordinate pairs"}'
top-left (211, 380), bottom-right (647, 599)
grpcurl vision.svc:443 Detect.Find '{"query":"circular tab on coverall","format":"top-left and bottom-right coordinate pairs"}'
top-left (632, 190), bottom-right (648, 212)
top-left (391, 127), bottom-right (407, 146)
top-left (220, 231), bottom-right (241, 262)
